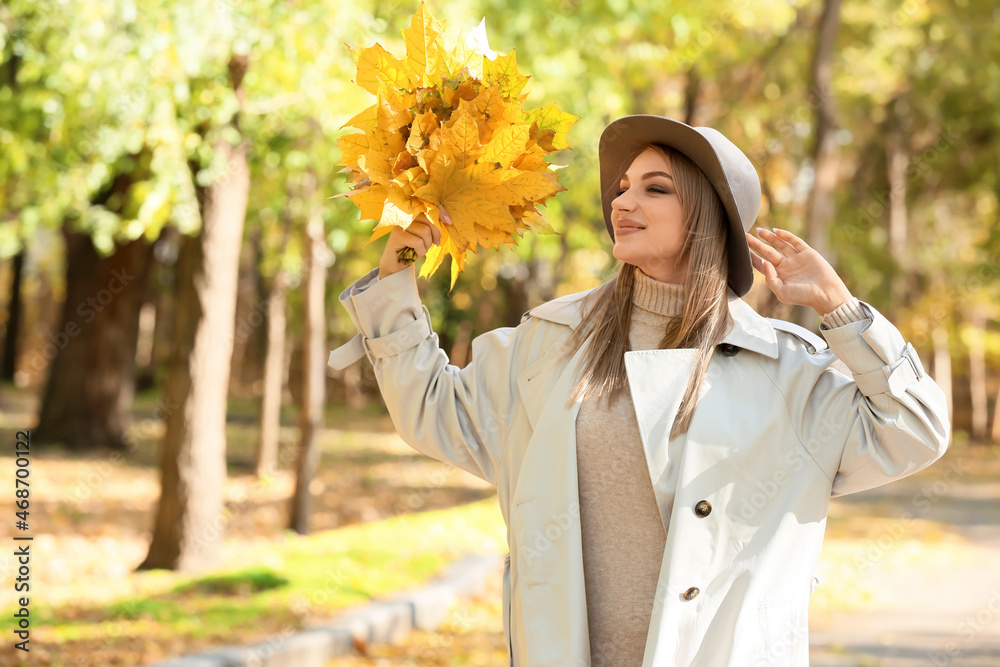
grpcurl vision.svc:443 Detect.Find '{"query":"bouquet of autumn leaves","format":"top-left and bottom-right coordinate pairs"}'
top-left (336, 2), bottom-right (578, 290)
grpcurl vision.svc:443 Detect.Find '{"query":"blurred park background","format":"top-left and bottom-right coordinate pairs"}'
top-left (1, 0), bottom-right (1000, 664)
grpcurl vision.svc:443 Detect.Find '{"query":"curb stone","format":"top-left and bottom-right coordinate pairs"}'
top-left (145, 553), bottom-right (503, 667)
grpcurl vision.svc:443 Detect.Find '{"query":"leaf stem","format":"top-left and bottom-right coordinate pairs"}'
top-left (396, 246), bottom-right (418, 265)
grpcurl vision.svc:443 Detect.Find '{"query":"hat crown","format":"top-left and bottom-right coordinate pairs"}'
top-left (689, 126), bottom-right (761, 233)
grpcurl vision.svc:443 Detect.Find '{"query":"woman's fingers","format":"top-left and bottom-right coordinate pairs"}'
top-left (749, 247), bottom-right (782, 289)
top-left (746, 231), bottom-right (784, 265)
top-left (439, 205), bottom-right (453, 227)
top-left (756, 227), bottom-right (799, 257)
top-left (405, 214), bottom-right (441, 255)
top-left (771, 228), bottom-right (810, 253)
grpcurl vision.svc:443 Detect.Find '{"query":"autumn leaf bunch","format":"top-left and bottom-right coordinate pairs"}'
top-left (337, 2), bottom-right (578, 289)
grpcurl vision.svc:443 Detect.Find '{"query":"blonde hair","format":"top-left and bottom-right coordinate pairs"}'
top-left (560, 144), bottom-right (732, 437)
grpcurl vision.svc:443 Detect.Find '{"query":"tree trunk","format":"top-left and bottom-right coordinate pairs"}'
top-left (452, 286), bottom-right (499, 368)
top-left (931, 325), bottom-right (952, 427)
top-left (549, 216), bottom-right (572, 294)
top-left (254, 264), bottom-right (289, 479)
top-left (991, 373), bottom-right (1000, 444)
top-left (450, 320), bottom-right (474, 369)
top-left (1, 43), bottom-right (23, 385)
top-left (138, 54), bottom-right (250, 572)
top-left (798, 0), bottom-right (843, 327)
top-left (289, 170), bottom-right (330, 535)
top-left (885, 95), bottom-right (912, 314)
top-left (249, 230), bottom-right (270, 391)
top-left (33, 228), bottom-right (154, 450)
top-left (144, 226), bottom-right (180, 391)
top-left (229, 224), bottom-right (263, 398)
top-left (501, 265), bottom-right (530, 327)
top-left (968, 310), bottom-right (988, 442)
top-left (1, 249), bottom-right (25, 382)
top-left (682, 65), bottom-right (700, 126)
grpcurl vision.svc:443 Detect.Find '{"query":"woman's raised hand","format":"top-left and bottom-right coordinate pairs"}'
top-left (378, 207), bottom-right (449, 280)
top-left (746, 228), bottom-right (854, 317)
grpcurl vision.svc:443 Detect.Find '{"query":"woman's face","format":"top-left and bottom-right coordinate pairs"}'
top-left (610, 147), bottom-right (687, 284)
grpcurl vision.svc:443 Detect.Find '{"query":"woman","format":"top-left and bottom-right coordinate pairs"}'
top-left (328, 115), bottom-right (950, 666)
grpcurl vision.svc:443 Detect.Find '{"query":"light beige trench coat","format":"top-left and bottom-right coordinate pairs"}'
top-left (328, 265), bottom-right (950, 667)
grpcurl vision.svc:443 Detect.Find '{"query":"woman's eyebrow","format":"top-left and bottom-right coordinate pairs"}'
top-left (619, 171), bottom-right (675, 184)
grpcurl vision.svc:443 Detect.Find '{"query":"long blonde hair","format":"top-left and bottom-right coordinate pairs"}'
top-left (561, 144), bottom-right (732, 438)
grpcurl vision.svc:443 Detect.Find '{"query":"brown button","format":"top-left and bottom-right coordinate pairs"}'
top-left (683, 587), bottom-right (700, 600)
top-left (695, 500), bottom-right (712, 517)
top-left (720, 343), bottom-right (740, 357)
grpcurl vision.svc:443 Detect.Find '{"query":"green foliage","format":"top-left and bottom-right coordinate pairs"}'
top-left (1, 0), bottom-right (999, 350)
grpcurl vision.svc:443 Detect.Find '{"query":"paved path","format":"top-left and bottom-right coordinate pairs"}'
top-left (809, 455), bottom-right (1000, 666)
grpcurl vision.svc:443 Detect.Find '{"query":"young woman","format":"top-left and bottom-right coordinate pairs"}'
top-left (328, 114), bottom-right (950, 667)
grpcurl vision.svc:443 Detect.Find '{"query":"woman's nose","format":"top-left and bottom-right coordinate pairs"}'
top-left (612, 190), bottom-right (633, 212)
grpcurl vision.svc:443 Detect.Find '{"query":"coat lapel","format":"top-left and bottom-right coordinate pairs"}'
top-left (512, 338), bottom-right (592, 666)
top-left (624, 348), bottom-right (699, 530)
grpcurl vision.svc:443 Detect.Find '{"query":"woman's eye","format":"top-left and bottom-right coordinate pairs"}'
top-left (616, 188), bottom-right (627, 196)
top-left (648, 185), bottom-right (671, 194)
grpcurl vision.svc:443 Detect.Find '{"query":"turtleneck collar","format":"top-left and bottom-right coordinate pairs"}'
top-left (632, 268), bottom-right (685, 317)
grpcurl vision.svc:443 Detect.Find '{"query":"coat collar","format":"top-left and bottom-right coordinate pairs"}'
top-left (524, 285), bottom-right (779, 359)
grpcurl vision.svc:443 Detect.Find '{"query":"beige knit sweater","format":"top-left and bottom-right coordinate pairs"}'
top-left (575, 270), bottom-right (867, 666)
top-left (575, 269), bottom-right (684, 666)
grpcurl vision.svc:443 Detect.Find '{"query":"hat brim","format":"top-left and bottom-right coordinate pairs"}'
top-left (599, 115), bottom-right (756, 297)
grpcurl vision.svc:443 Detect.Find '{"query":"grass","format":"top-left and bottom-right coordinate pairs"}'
top-left (3, 498), bottom-right (506, 666)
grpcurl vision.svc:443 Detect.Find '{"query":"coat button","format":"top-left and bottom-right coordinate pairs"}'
top-left (683, 587), bottom-right (700, 600)
top-left (695, 500), bottom-right (712, 517)
top-left (720, 343), bottom-right (739, 357)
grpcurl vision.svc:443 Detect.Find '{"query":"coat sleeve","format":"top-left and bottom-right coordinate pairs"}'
top-left (327, 265), bottom-right (522, 485)
top-left (779, 301), bottom-right (951, 497)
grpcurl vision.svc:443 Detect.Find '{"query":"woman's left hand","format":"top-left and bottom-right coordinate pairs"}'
top-left (746, 228), bottom-right (854, 317)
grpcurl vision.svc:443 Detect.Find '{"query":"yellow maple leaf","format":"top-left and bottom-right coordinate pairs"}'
top-left (401, 2), bottom-right (447, 86)
top-left (483, 49), bottom-right (530, 99)
top-left (346, 184), bottom-right (388, 221)
top-left (347, 43), bottom-right (414, 95)
top-left (480, 124), bottom-right (530, 168)
top-left (523, 102), bottom-right (578, 150)
top-left (336, 1), bottom-right (578, 290)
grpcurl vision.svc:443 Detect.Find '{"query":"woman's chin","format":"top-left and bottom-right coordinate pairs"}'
top-left (612, 245), bottom-right (640, 264)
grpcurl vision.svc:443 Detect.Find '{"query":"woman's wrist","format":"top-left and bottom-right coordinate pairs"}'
top-left (378, 259), bottom-right (412, 281)
top-left (812, 284), bottom-right (854, 317)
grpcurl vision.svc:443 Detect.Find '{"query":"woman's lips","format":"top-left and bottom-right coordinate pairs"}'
top-left (616, 226), bottom-right (643, 236)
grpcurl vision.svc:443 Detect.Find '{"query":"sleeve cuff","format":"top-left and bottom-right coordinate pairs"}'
top-left (328, 265), bottom-right (428, 369)
top-left (820, 300), bottom-right (926, 398)
top-left (820, 297), bottom-right (869, 330)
